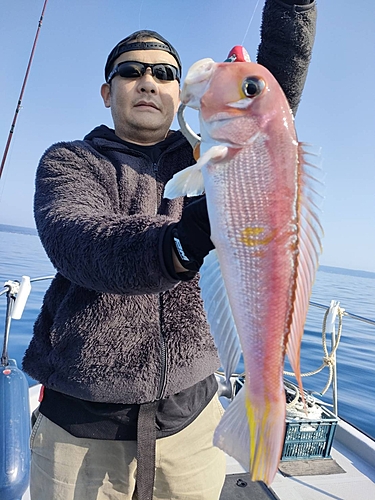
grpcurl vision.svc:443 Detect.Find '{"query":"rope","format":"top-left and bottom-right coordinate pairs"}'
top-left (216, 303), bottom-right (344, 417)
top-left (284, 379), bottom-right (324, 419)
top-left (284, 305), bottom-right (344, 395)
top-left (217, 305), bottom-right (344, 397)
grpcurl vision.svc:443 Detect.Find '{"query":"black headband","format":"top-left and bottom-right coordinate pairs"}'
top-left (105, 30), bottom-right (182, 82)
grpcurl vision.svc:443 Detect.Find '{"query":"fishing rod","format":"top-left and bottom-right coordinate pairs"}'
top-left (0, 0), bottom-right (49, 179)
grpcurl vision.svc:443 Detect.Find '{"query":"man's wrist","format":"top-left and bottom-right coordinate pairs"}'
top-left (161, 224), bottom-right (197, 281)
top-left (172, 247), bottom-right (189, 273)
top-left (171, 228), bottom-right (200, 272)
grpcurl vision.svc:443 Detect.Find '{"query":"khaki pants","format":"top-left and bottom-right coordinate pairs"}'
top-left (30, 394), bottom-right (226, 500)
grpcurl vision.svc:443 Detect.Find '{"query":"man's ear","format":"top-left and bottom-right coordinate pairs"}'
top-left (175, 87), bottom-right (181, 114)
top-left (101, 83), bottom-right (111, 108)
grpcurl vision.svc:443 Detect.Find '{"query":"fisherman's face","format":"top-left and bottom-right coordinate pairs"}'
top-left (101, 46), bottom-right (180, 145)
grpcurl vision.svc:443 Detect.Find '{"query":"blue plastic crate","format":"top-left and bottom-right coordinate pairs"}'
top-left (281, 405), bottom-right (338, 461)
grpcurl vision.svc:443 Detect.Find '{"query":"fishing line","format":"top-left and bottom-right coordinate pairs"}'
top-left (138, 0), bottom-right (145, 29)
top-left (241, 0), bottom-right (261, 46)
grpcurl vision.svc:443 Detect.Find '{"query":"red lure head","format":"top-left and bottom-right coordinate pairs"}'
top-left (225, 46), bottom-right (251, 63)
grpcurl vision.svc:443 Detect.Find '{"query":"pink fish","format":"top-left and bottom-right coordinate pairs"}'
top-left (164, 57), bottom-right (323, 485)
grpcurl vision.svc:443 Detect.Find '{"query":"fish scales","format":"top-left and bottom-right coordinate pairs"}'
top-left (164, 57), bottom-right (323, 485)
top-left (205, 135), bottom-right (299, 388)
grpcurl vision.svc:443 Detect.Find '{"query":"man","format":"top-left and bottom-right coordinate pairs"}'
top-left (23, 1), bottom-right (317, 499)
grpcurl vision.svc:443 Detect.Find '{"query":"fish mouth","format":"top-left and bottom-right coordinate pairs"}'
top-left (202, 115), bottom-right (261, 147)
top-left (205, 112), bottom-right (238, 124)
top-left (204, 98), bottom-right (254, 123)
top-left (204, 108), bottom-right (253, 124)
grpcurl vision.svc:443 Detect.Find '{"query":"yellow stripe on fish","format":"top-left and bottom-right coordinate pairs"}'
top-left (239, 226), bottom-right (275, 247)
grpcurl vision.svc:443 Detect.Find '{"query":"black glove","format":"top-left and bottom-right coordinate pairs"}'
top-left (174, 196), bottom-right (214, 272)
top-left (170, 196), bottom-right (214, 273)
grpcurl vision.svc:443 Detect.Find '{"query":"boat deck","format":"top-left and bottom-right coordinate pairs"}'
top-left (221, 420), bottom-right (375, 500)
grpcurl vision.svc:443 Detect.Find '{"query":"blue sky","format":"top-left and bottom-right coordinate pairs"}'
top-left (0, 1), bottom-right (374, 272)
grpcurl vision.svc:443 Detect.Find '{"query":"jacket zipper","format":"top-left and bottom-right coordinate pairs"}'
top-left (153, 158), bottom-right (167, 400)
top-left (156, 293), bottom-right (168, 400)
top-left (98, 143), bottom-right (179, 399)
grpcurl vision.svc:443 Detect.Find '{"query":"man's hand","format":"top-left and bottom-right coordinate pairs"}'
top-left (172, 196), bottom-right (214, 272)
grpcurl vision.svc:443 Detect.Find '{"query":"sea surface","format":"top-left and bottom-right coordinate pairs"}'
top-left (1, 224), bottom-right (375, 440)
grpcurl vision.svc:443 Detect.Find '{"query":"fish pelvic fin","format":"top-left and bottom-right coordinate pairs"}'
top-left (163, 145), bottom-right (228, 199)
top-left (287, 143), bottom-right (324, 397)
top-left (200, 249), bottom-right (241, 381)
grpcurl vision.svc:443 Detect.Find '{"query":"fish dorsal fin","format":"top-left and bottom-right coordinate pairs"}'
top-left (163, 145), bottom-right (228, 199)
top-left (199, 249), bottom-right (241, 381)
top-left (287, 144), bottom-right (324, 391)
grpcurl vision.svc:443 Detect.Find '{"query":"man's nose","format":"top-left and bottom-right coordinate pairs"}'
top-left (138, 69), bottom-right (157, 94)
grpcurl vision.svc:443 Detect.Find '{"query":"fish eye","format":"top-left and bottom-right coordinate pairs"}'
top-left (242, 77), bottom-right (265, 98)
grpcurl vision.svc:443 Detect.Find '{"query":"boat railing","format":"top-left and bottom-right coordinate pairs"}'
top-left (2, 275), bottom-right (375, 418)
top-left (306, 301), bottom-right (375, 415)
top-left (310, 300), bottom-right (375, 327)
top-left (216, 299), bottom-right (375, 417)
top-left (1, 275), bottom-right (54, 365)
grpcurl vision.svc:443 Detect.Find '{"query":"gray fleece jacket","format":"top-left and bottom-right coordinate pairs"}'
top-left (23, 131), bottom-right (219, 404)
top-left (23, 0), bottom-right (317, 405)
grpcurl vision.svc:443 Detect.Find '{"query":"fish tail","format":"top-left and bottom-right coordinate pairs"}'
top-left (246, 394), bottom-right (286, 485)
top-left (213, 384), bottom-right (250, 472)
top-left (214, 383), bottom-right (285, 486)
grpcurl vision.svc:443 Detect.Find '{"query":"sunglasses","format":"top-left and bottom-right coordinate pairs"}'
top-left (107, 61), bottom-right (180, 83)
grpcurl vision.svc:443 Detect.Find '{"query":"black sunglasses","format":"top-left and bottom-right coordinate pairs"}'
top-left (107, 61), bottom-right (180, 83)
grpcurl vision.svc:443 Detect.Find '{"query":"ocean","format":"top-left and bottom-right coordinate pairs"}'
top-left (1, 224), bottom-right (375, 440)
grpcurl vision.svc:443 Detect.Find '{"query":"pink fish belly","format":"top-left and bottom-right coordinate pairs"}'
top-left (204, 136), bottom-right (300, 402)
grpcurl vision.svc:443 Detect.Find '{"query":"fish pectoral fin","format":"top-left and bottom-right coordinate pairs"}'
top-left (163, 145), bottom-right (228, 199)
top-left (214, 385), bottom-right (250, 471)
top-left (200, 249), bottom-right (241, 380)
top-left (202, 144), bottom-right (229, 163)
top-left (163, 162), bottom-right (204, 199)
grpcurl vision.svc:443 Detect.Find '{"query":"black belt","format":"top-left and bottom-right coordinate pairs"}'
top-left (136, 401), bottom-right (158, 500)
